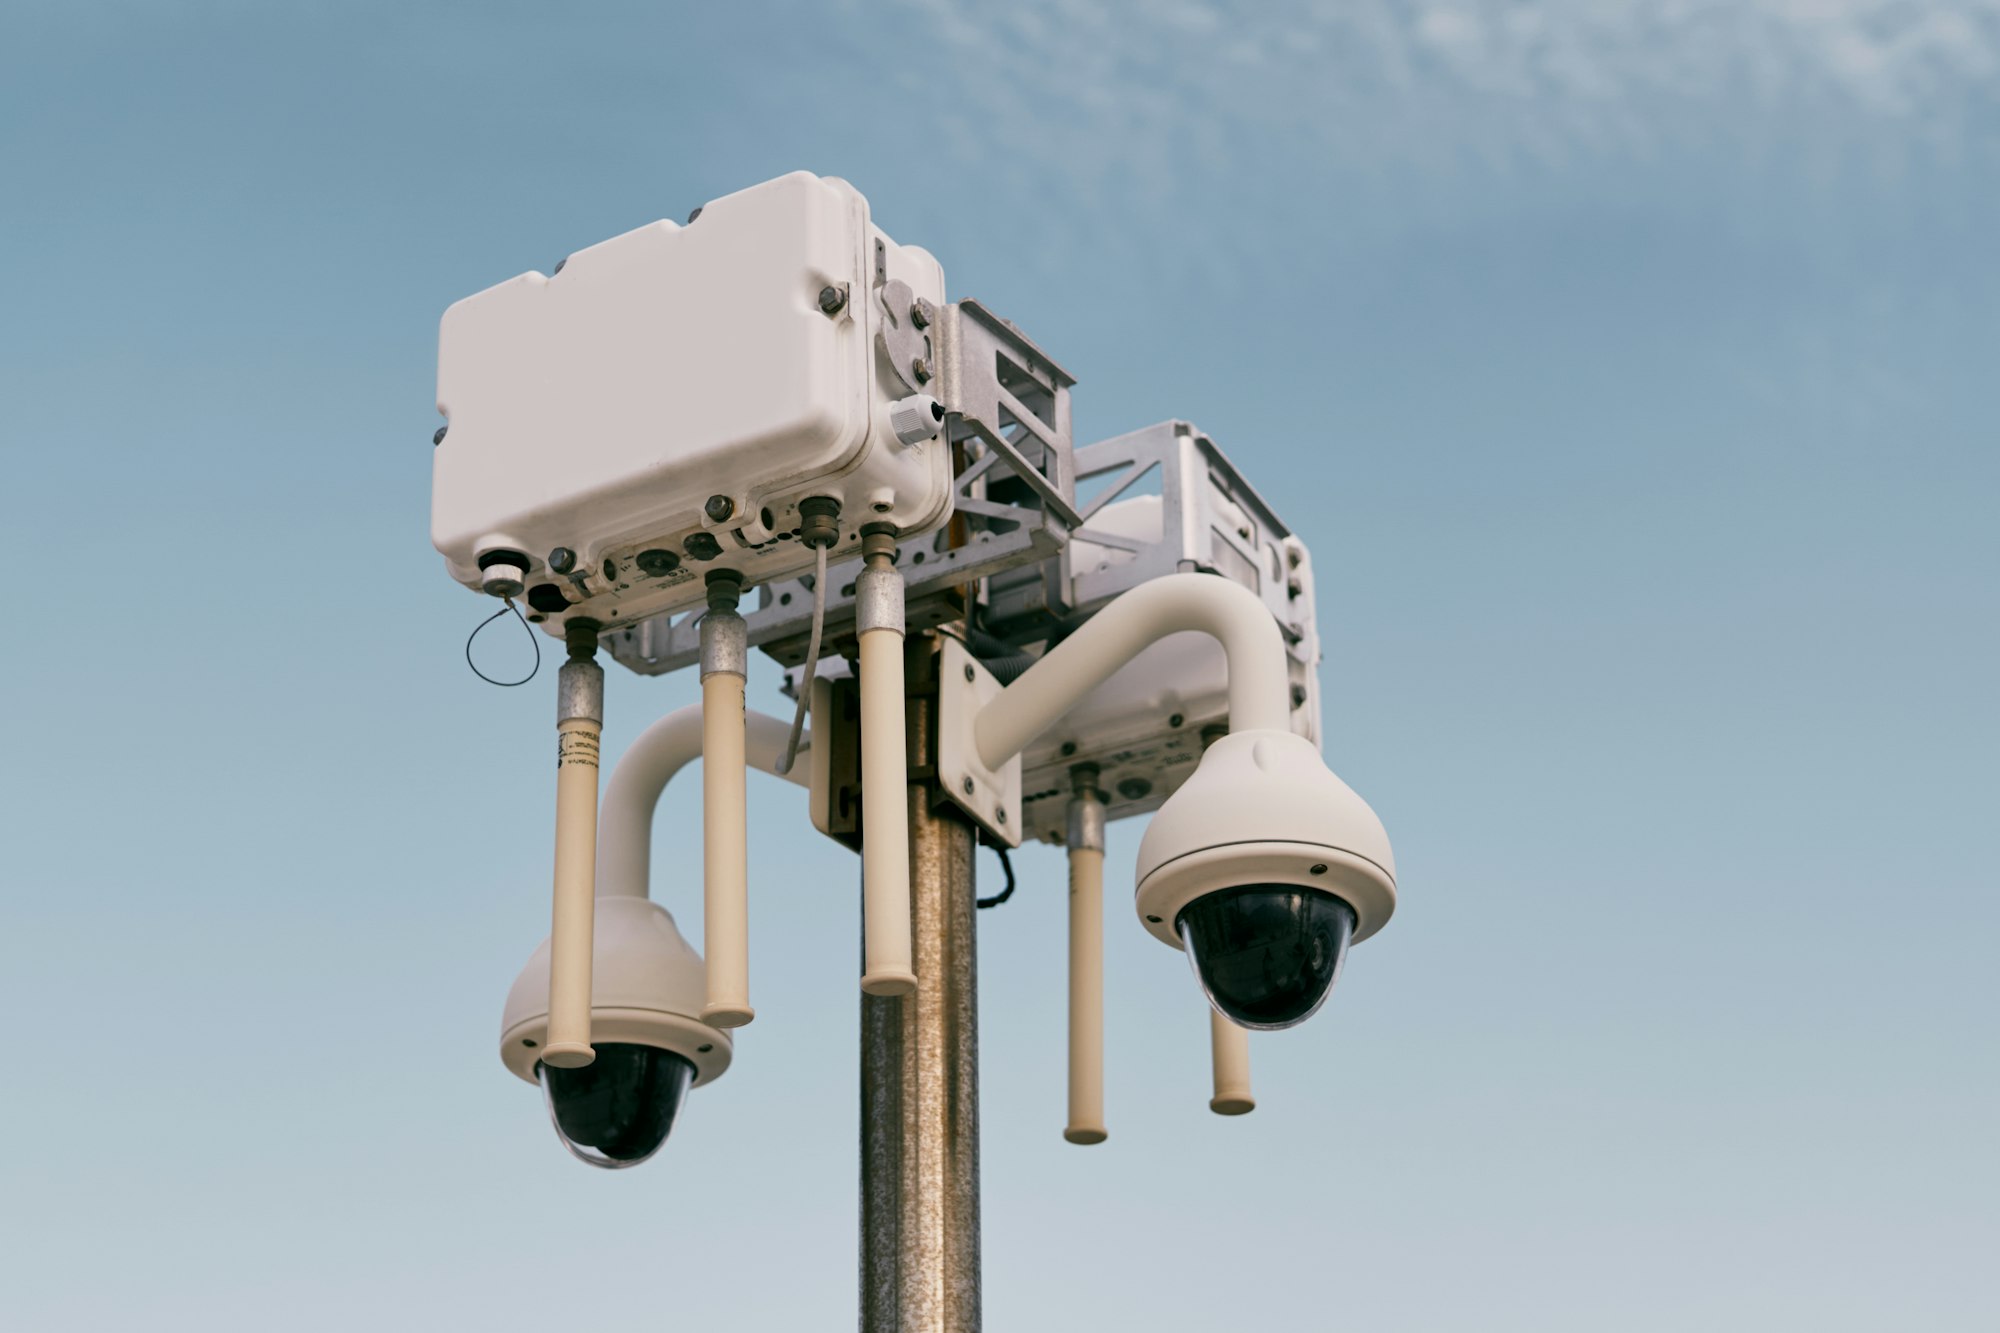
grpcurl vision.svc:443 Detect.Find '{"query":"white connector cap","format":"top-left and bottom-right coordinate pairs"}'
top-left (480, 559), bottom-right (527, 599)
top-left (889, 393), bottom-right (945, 447)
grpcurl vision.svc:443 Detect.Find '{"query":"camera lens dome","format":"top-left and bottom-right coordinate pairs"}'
top-left (538, 1042), bottom-right (696, 1169)
top-left (1175, 886), bottom-right (1356, 1031)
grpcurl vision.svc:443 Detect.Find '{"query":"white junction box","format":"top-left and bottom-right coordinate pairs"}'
top-left (432, 171), bottom-right (954, 631)
top-left (1012, 422), bottom-right (1322, 843)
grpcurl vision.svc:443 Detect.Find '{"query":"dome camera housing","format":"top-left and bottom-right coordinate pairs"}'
top-left (500, 897), bottom-right (733, 1167)
top-left (1135, 729), bottom-right (1396, 1031)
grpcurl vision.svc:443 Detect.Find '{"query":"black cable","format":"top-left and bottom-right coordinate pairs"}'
top-left (976, 843), bottom-right (1016, 909)
top-left (465, 599), bottom-right (541, 687)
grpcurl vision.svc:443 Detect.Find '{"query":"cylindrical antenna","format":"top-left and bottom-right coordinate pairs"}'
top-left (700, 572), bottom-right (754, 1028)
top-left (1208, 1009), bottom-right (1255, 1115)
top-left (1064, 765), bottom-right (1108, 1145)
top-left (856, 525), bottom-right (917, 997)
top-left (544, 618), bottom-right (605, 1068)
top-left (1197, 721), bottom-right (1254, 1114)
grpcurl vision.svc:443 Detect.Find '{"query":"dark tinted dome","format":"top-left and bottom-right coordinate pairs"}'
top-left (539, 1043), bottom-right (695, 1168)
top-left (1176, 886), bottom-right (1356, 1031)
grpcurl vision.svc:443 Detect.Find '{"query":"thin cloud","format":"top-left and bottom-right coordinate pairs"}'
top-left (892, 0), bottom-right (2000, 189)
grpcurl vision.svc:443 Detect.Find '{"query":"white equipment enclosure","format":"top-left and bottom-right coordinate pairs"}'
top-left (433, 171), bottom-right (953, 634)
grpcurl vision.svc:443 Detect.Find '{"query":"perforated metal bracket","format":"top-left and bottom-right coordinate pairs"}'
top-left (936, 637), bottom-right (1021, 848)
top-left (604, 302), bottom-right (1079, 677)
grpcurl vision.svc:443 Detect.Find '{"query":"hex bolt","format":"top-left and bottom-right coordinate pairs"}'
top-left (705, 494), bottom-right (735, 523)
top-left (818, 285), bottom-right (848, 316)
top-left (547, 547), bottom-right (577, 575)
top-left (910, 299), bottom-right (932, 329)
top-left (432, 425), bottom-right (448, 446)
top-left (910, 356), bottom-right (931, 384)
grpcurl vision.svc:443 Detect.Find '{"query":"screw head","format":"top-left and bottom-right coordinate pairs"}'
top-left (1060, 741), bottom-right (1077, 757)
top-left (964, 664), bottom-right (976, 683)
top-left (995, 807), bottom-right (1007, 825)
top-left (818, 285), bottom-right (847, 316)
top-left (1287, 578), bottom-right (1303, 598)
top-left (1169, 713), bottom-right (1184, 728)
top-left (1309, 863), bottom-right (1329, 876)
top-left (686, 206), bottom-right (703, 223)
top-left (432, 425), bottom-right (448, 446)
top-left (705, 495), bottom-right (735, 523)
top-left (909, 299), bottom-right (932, 329)
top-left (547, 547), bottom-right (577, 575)
top-left (910, 356), bottom-right (931, 384)
top-left (1291, 683), bottom-right (1309, 707)
top-left (963, 777), bottom-right (976, 796)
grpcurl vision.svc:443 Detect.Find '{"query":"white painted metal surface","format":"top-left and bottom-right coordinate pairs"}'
top-left (433, 171), bottom-right (953, 632)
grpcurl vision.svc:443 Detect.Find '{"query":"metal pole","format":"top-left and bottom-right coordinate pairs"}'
top-left (861, 633), bottom-right (982, 1332)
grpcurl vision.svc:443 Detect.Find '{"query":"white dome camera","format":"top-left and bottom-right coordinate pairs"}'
top-left (500, 897), bottom-right (733, 1168)
top-left (1134, 729), bottom-right (1396, 1031)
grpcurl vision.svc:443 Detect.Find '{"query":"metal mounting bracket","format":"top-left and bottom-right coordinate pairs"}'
top-left (935, 637), bottom-right (1021, 848)
top-left (604, 301), bottom-right (1079, 677)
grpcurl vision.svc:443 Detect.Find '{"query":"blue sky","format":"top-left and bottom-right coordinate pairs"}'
top-left (2, 2), bottom-right (1996, 1329)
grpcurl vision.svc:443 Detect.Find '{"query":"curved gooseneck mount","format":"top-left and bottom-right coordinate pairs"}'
top-left (964, 573), bottom-right (1288, 1137)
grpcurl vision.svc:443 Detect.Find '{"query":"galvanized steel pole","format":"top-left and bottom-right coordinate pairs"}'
top-left (861, 633), bottom-right (982, 1332)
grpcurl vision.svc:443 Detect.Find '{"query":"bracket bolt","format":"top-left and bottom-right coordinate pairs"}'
top-left (818, 285), bottom-right (847, 316)
top-left (910, 356), bottom-right (931, 385)
top-left (910, 299), bottom-right (933, 329)
top-left (705, 494), bottom-right (735, 523)
top-left (547, 547), bottom-right (577, 575)
top-left (432, 425), bottom-right (447, 446)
